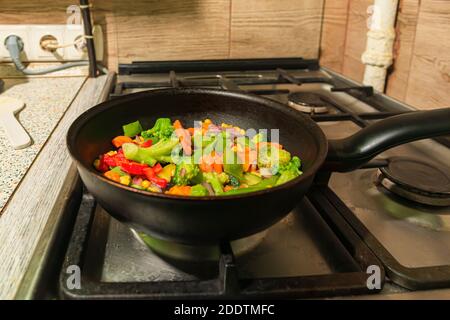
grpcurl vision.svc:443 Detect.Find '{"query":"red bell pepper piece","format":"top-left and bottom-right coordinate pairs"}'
top-left (150, 176), bottom-right (168, 189)
top-left (120, 161), bottom-right (148, 175)
top-left (103, 154), bottom-right (118, 167)
top-left (103, 149), bottom-right (127, 168)
top-left (97, 155), bottom-right (109, 172)
top-left (152, 163), bottom-right (163, 174)
top-left (141, 139), bottom-right (153, 148)
top-left (143, 167), bottom-right (155, 178)
top-left (143, 167), bottom-right (168, 188)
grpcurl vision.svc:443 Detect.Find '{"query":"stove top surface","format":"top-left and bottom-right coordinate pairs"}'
top-left (54, 61), bottom-right (450, 299)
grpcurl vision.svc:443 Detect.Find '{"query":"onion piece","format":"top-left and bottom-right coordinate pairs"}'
top-left (132, 176), bottom-right (143, 186)
top-left (207, 124), bottom-right (221, 134)
top-left (202, 182), bottom-right (215, 196)
top-left (260, 168), bottom-right (273, 178)
top-left (149, 182), bottom-right (162, 193)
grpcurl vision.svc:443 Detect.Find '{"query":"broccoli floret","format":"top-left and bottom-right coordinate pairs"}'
top-left (276, 156), bottom-right (302, 185)
top-left (257, 146), bottom-right (291, 171)
top-left (122, 138), bottom-right (179, 165)
top-left (141, 118), bottom-right (174, 143)
top-left (147, 138), bottom-right (180, 162)
top-left (202, 172), bottom-right (225, 195)
top-left (217, 172), bottom-right (229, 185)
top-left (229, 175), bottom-right (240, 187)
top-left (190, 184), bottom-right (208, 196)
top-left (173, 162), bottom-right (200, 186)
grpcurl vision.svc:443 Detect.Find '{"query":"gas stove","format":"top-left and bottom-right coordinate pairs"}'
top-left (51, 59), bottom-right (450, 299)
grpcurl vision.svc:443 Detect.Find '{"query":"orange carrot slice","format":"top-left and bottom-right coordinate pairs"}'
top-left (112, 136), bottom-right (133, 148)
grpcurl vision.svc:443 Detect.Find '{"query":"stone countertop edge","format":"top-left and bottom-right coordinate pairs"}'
top-left (0, 72), bottom-right (114, 299)
top-left (0, 76), bottom-right (87, 210)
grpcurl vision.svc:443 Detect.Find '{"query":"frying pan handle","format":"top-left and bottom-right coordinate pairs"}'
top-left (324, 108), bottom-right (450, 172)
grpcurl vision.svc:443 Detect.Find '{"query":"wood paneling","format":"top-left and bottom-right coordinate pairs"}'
top-left (0, 0), bottom-right (73, 24)
top-left (229, 0), bottom-right (323, 59)
top-left (320, 0), bottom-right (450, 109)
top-left (385, 0), bottom-right (420, 101)
top-left (405, 0), bottom-right (450, 109)
top-left (0, 0), bottom-right (324, 70)
top-left (320, 0), bottom-right (349, 73)
top-left (92, 1), bottom-right (118, 72)
top-left (341, 0), bottom-right (372, 82)
top-left (114, 0), bottom-right (231, 63)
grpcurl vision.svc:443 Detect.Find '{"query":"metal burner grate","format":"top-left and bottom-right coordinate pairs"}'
top-left (59, 189), bottom-right (383, 299)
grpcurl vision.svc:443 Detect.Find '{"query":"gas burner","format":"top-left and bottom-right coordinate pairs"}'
top-left (377, 157), bottom-right (450, 207)
top-left (133, 229), bottom-right (267, 262)
top-left (287, 92), bottom-right (329, 114)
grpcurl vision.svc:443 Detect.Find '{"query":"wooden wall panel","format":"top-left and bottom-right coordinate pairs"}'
top-left (320, 0), bottom-right (349, 73)
top-left (229, 0), bottom-right (323, 59)
top-left (113, 0), bottom-right (231, 63)
top-left (405, 0), bottom-right (450, 109)
top-left (385, 0), bottom-right (420, 101)
top-left (91, 1), bottom-right (118, 72)
top-left (0, 0), bottom-right (324, 70)
top-left (341, 0), bottom-right (372, 82)
top-left (320, 0), bottom-right (450, 110)
top-left (0, 0), bottom-right (73, 24)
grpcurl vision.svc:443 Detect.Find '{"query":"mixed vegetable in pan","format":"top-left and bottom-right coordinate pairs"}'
top-left (93, 118), bottom-right (302, 196)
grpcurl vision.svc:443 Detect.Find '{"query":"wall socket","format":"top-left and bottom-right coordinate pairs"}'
top-left (0, 24), bottom-right (103, 62)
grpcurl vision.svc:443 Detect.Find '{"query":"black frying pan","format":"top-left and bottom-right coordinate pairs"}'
top-left (67, 88), bottom-right (450, 244)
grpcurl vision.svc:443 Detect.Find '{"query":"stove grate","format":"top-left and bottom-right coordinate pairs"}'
top-left (59, 188), bottom-right (383, 299)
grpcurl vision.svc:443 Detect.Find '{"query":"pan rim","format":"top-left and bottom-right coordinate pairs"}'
top-left (67, 87), bottom-right (328, 201)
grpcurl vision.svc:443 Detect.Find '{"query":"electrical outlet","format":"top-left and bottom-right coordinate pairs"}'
top-left (30, 25), bottom-right (65, 60)
top-left (0, 25), bottom-right (30, 61)
top-left (64, 24), bottom-right (103, 61)
top-left (0, 24), bottom-right (103, 62)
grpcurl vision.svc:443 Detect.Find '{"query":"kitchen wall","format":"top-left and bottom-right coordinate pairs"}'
top-left (2, 0), bottom-right (449, 110)
top-left (321, 0), bottom-right (450, 110)
top-left (0, 0), bottom-right (324, 71)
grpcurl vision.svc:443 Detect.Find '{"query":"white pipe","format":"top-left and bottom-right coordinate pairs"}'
top-left (361, 0), bottom-right (399, 92)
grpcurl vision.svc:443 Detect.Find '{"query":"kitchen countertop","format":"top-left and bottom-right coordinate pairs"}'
top-left (0, 68), bottom-right (113, 299)
top-left (0, 76), bottom-right (86, 211)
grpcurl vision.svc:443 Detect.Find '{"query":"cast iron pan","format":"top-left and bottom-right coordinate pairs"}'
top-left (67, 88), bottom-right (450, 244)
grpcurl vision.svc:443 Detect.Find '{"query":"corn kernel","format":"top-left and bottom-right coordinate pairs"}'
top-left (148, 185), bottom-right (162, 193)
top-left (104, 170), bottom-right (121, 182)
top-left (93, 159), bottom-right (100, 170)
top-left (141, 180), bottom-right (151, 189)
top-left (204, 119), bottom-right (212, 124)
top-left (106, 150), bottom-right (117, 156)
top-left (252, 170), bottom-right (261, 177)
top-left (119, 175), bottom-right (131, 186)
